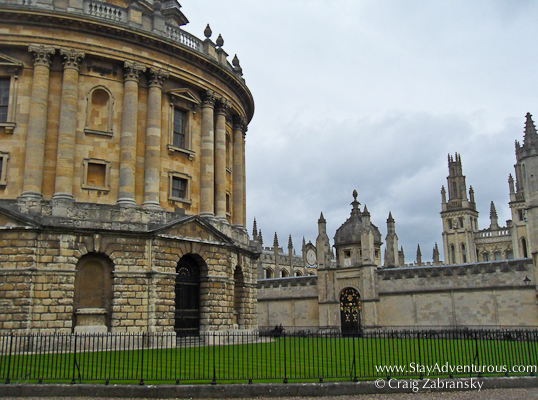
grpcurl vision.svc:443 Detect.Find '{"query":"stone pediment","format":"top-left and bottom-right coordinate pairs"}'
top-left (0, 52), bottom-right (24, 72)
top-left (168, 88), bottom-right (201, 105)
top-left (0, 205), bottom-right (40, 228)
top-left (154, 216), bottom-right (233, 245)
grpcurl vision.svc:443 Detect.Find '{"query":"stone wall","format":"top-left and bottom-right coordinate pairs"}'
top-left (0, 202), bottom-right (259, 334)
top-left (257, 259), bottom-right (538, 328)
top-left (257, 276), bottom-right (318, 327)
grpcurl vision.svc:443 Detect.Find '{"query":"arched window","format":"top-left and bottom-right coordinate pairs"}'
top-left (461, 243), bottom-right (467, 263)
top-left (85, 86), bottom-right (114, 135)
top-left (450, 244), bottom-right (456, 264)
top-left (494, 251), bottom-right (502, 261)
top-left (281, 269), bottom-right (289, 278)
top-left (73, 253), bottom-right (113, 333)
top-left (522, 238), bottom-right (529, 258)
top-left (175, 254), bottom-right (205, 336)
top-left (265, 268), bottom-right (274, 279)
top-left (483, 252), bottom-right (490, 262)
top-left (295, 270), bottom-right (303, 277)
top-left (506, 250), bottom-right (514, 260)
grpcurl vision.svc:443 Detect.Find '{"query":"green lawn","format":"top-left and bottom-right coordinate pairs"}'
top-left (2, 335), bottom-right (537, 384)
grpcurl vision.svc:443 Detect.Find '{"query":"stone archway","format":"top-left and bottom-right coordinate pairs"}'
top-left (73, 253), bottom-right (113, 333)
top-left (340, 287), bottom-right (362, 335)
top-left (233, 266), bottom-right (244, 329)
top-left (175, 254), bottom-right (204, 336)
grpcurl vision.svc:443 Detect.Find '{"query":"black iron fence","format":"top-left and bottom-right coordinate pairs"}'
top-left (1, 327), bottom-right (537, 384)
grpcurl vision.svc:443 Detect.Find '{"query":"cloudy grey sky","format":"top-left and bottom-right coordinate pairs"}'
top-left (183, 0), bottom-right (538, 263)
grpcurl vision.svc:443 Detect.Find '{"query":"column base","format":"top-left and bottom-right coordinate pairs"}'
top-left (18, 192), bottom-right (43, 215)
top-left (117, 197), bottom-right (138, 207)
top-left (199, 212), bottom-right (215, 218)
top-left (142, 201), bottom-right (162, 210)
top-left (51, 192), bottom-right (74, 201)
top-left (20, 191), bottom-right (43, 201)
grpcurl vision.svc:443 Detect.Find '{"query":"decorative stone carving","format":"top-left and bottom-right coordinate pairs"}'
top-left (201, 89), bottom-right (217, 108)
top-left (60, 48), bottom-right (86, 70)
top-left (123, 60), bottom-right (146, 81)
top-left (215, 97), bottom-right (231, 115)
top-left (233, 115), bottom-right (247, 132)
top-left (28, 45), bottom-right (55, 67)
top-left (147, 67), bottom-right (169, 88)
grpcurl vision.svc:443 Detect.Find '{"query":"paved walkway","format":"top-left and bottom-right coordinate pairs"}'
top-left (4, 388), bottom-right (538, 400)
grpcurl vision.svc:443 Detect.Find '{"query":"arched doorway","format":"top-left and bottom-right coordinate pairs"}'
top-left (175, 254), bottom-right (201, 336)
top-left (233, 266), bottom-right (244, 328)
top-left (73, 253), bottom-right (113, 333)
top-left (340, 287), bottom-right (362, 335)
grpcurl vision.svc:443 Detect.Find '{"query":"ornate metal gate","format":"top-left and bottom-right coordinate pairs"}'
top-left (175, 256), bottom-right (200, 336)
top-left (340, 287), bottom-right (362, 335)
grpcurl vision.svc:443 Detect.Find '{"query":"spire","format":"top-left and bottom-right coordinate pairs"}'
top-left (258, 229), bottom-right (263, 246)
top-left (252, 218), bottom-right (258, 240)
top-left (362, 204), bottom-right (370, 216)
top-left (318, 212), bottom-right (326, 223)
top-left (288, 234), bottom-right (293, 249)
top-left (398, 245), bottom-right (405, 266)
top-left (273, 232), bottom-right (279, 248)
top-left (302, 236), bottom-right (306, 250)
top-left (387, 211), bottom-right (394, 223)
top-left (490, 201), bottom-right (499, 229)
top-left (508, 174), bottom-right (515, 194)
top-left (469, 186), bottom-right (475, 203)
top-left (433, 243), bottom-right (440, 265)
top-left (441, 185), bottom-right (447, 204)
top-left (523, 112), bottom-right (538, 146)
top-left (416, 244), bottom-right (422, 266)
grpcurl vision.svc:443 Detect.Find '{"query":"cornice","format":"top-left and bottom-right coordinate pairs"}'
top-left (0, 6), bottom-right (254, 122)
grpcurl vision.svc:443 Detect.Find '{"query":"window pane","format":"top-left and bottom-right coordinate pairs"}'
top-left (0, 78), bottom-right (9, 123)
top-left (172, 177), bottom-right (186, 198)
top-left (173, 109), bottom-right (186, 148)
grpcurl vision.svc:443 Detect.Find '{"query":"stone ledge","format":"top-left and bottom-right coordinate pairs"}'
top-left (1, 377), bottom-right (538, 398)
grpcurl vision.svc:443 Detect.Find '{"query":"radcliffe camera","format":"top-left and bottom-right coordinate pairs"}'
top-left (0, 0), bottom-right (536, 396)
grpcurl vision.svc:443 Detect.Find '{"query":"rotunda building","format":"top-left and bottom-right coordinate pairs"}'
top-left (0, 0), bottom-right (258, 334)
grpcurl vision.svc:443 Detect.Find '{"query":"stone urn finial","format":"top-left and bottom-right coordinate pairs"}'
top-left (232, 54), bottom-right (240, 67)
top-left (352, 189), bottom-right (358, 201)
top-left (204, 24), bottom-right (212, 38)
top-left (216, 34), bottom-right (224, 47)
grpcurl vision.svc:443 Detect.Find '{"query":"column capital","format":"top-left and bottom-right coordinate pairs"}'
top-left (215, 97), bottom-right (231, 115)
top-left (201, 89), bottom-right (217, 108)
top-left (124, 61), bottom-right (146, 82)
top-left (147, 67), bottom-right (169, 89)
top-left (59, 48), bottom-right (85, 71)
top-left (233, 115), bottom-right (247, 132)
top-left (28, 45), bottom-right (55, 68)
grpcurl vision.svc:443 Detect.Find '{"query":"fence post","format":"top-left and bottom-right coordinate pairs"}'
top-left (70, 334), bottom-right (78, 384)
top-left (139, 333), bottom-right (145, 385)
top-left (4, 333), bottom-right (13, 384)
top-left (417, 331), bottom-right (423, 380)
top-left (212, 332), bottom-right (217, 385)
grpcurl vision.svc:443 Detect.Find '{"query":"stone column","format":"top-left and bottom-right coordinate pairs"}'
top-left (232, 116), bottom-right (246, 228)
top-left (242, 130), bottom-right (247, 226)
top-left (214, 98), bottom-right (229, 220)
top-left (21, 45), bottom-right (55, 200)
top-left (142, 67), bottom-right (168, 209)
top-left (52, 48), bottom-right (85, 201)
top-left (117, 61), bottom-right (146, 207)
top-left (200, 90), bottom-right (217, 217)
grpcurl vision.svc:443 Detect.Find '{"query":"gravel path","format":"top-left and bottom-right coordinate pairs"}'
top-left (4, 388), bottom-right (538, 400)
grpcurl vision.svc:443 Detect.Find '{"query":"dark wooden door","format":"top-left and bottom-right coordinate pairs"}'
top-left (340, 287), bottom-right (362, 335)
top-left (175, 256), bottom-right (200, 336)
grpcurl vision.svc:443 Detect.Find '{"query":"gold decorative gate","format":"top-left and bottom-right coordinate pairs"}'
top-left (340, 287), bottom-right (362, 335)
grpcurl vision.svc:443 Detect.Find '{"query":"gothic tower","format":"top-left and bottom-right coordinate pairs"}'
top-left (440, 153), bottom-right (479, 264)
top-left (384, 212), bottom-right (399, 267)
top-left (514, 113), bottom-right (538, 260)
